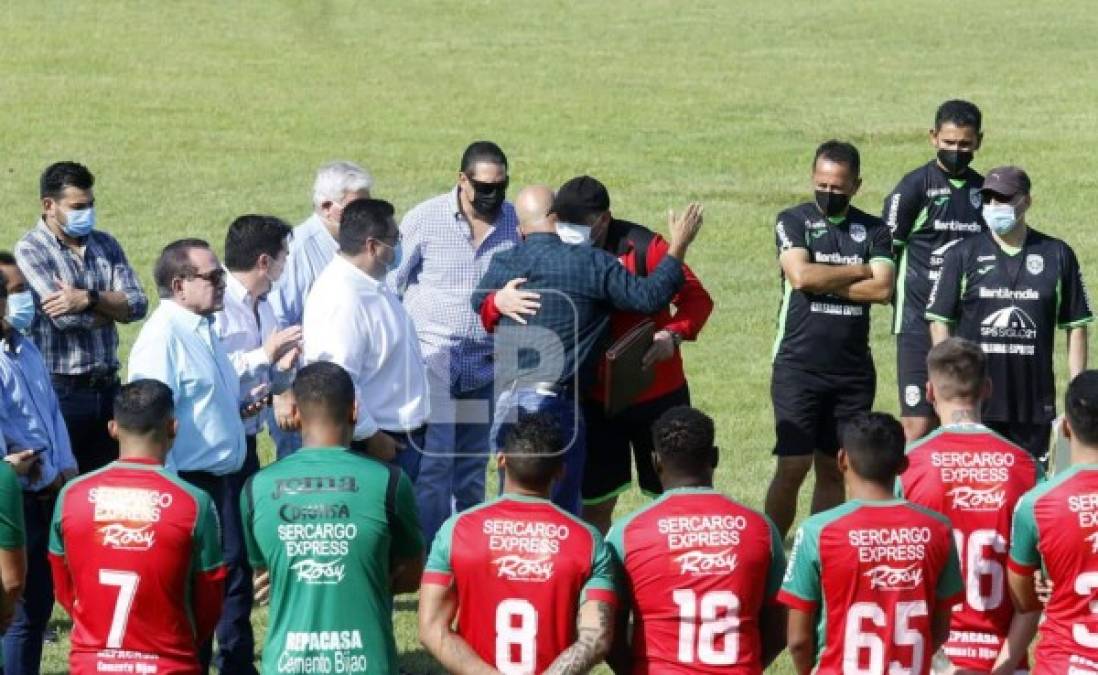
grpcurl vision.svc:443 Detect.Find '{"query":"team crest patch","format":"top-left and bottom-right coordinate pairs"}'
top-left (904, 385), bottom-right (921, 408)
top-left (849, 223), bottom-right (866, 243)
top-left (970, 188), bottom-right (982, 209)
top-left (1026, 254), bottom-right (1044, 275)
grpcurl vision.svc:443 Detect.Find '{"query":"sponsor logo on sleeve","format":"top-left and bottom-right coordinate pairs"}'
top-left (904, 385), bottom-right (922, 409)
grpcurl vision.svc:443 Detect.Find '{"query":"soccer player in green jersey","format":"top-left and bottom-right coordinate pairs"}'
top-left (242, 362), bottom-right (425, 675)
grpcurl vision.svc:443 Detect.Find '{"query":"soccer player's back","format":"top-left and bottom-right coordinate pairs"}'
top-left (242, 362), bottom-right (425, 675)
top-left (48, 380), bottom-right (225, 675)
top-left (899, 338), bottom-right (1041, 672)
top-left (1008, 371), bottom-right (1098, 674)
top-left (780, 412), bottom-right (962, 675)
top-left (607, 407), bottom-right (785, 674)
top-left (420, 413), bottom-right (617, 675)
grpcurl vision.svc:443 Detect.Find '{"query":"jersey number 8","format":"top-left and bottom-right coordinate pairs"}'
top-left (496, 598), bottom-right (537, 675)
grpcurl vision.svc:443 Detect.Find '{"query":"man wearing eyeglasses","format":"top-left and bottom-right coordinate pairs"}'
top-left (304, 199), bottom-right (430, 479)
top-left (927, 166), bottom-right (1093, 462)
top-left (127, 238), bottom-right (252, 671)
top-left (388, 141), bottom-right (519, 547)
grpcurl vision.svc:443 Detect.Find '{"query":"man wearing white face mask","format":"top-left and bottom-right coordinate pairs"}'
top-left (210, 215), bottom-right (300, 675)
top-left (928, 166), bottom-right (1093, 462)
top-left (14, 162), bottom-right (148, 478)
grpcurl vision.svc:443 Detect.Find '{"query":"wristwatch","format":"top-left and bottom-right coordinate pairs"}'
top-left (664, 330), bottom-right (684, 348)
top-left (87, 289), bottom-right (100, 309)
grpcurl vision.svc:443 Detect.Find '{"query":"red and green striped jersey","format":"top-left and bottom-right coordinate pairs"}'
top-left (241, 447), bottom-right (423, 675)
top-left (1009, 464), bottom-right (1098, 673)
top-left (47, 458), bottom-right (225, 675)
top-left (778, 499), bottom-right (963, 674)
top-left (898, 423), bottom-right (1041, 671)
top-left (422, 493), bottom-right (617, 674)
top-left (606, 487), bottom-right (785, 674)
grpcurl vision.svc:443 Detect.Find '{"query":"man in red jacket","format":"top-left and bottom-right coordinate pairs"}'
top-left (487, 177), bottom-right (713, 533)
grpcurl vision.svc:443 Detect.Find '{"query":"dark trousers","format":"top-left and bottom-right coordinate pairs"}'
top-left (54, 378), bottom-right (120, 474)
top-left (2, 493), bottom-right (56, 675)
top-left (177, 469), bottom-right (226, 675)
top-left (349, 428), bottom-right (426, 481)
top-left (215, 436), bottom-right (260, 675)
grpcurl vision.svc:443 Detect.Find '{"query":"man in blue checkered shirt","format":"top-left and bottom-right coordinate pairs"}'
top-left (472, 185), bottom-right (704, 514)
top-left (388, 141), bottom-right (520, 546)
top-left (13, 162), bottom-right (147, 476)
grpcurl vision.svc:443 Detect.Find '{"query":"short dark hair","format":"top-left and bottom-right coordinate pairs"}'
top-left (292, 362), bottom-right (355, 425)
top-left (502, 413), bottom-right (564, 489)
top-left (0, 269), bottom-right (7, 299)
top-left (460, 141), bottom-right (508, 176)
top-left (653, 406), bottom-right (716, 475)
top-left (114, 379), bottom-right (174, 435)
top-left (935, 99), bottom-right (982, 132)
top-left (40, 161), bottom-right (94, 199)
top-left (0, 252), bottom-right (16, 267)
top-left (927, 338), bottom-right (987, 401)
top-left (338, 199), bottom-right (396, 256)
top-left (224, 214), bottom-right (292, 272)
top-left (153, 239), bottom-right (211, 298)
top-left (814, 140), bottom-right (861, 177)
top-left (0, 251), bottom-right (13, 297)
top-left (841, 412), bottom-right (907, 486)
top-left (1066, 371), bottom-right (1098, 446)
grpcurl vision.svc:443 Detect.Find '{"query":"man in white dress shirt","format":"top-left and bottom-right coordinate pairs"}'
top-left (303, 198), bottom-right (429, 477)
top-left (269, 161), bottom-right (373, 457)
top-left (210, 215), bottom-right (301, 675)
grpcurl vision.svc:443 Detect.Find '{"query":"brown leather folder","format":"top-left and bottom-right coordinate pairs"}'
top-left (603, 320), bottom-right (656, 417)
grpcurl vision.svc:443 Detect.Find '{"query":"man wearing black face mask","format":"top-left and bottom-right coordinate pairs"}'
top-left (388, 141), bottom-right (520, 549)
top-left (764, 140), bottom-right (894, 539)
top-left (884, 99), bottom-right (986, 442)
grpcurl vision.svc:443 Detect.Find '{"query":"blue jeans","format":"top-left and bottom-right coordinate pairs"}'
top-left (214, 437), bottom-right (260, 675)
top-left (417, 381), bottom-right (493, 548)
top-left (3, 493), bottom-right (55, 675)
top-left (491, 387), bottom-right (586, 515)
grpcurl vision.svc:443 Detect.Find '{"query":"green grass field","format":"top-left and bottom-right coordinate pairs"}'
top-left (3, 1), bottom-right (1098, 672)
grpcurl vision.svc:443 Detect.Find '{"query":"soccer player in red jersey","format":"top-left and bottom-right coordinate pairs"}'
top-left (780, 412), bottom-right (963, 675)
top-left (606, 406), bottom-right (786, 674)
top-left (1009, 371), bottom-right (1098, 674)
top-left (899, 338), bottom-right (1041, 674)
top-left (418, 412), bottom-right (617, 675)
top-left (49, 380), bottom-right (226, 675)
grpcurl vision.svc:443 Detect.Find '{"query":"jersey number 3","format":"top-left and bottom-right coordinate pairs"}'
top-left (99, 569), bottom-right (140, 649)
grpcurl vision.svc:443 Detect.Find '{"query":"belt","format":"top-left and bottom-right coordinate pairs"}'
top-left (52, 370), bottom-right (119, 390)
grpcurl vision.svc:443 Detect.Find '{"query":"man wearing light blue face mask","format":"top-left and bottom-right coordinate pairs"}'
top-left (0, 253), bottom-right (78, 675)
top-left (927, 166), bottom-right (1093, 463)
top-left (13, 162), bottom-right (148, 481)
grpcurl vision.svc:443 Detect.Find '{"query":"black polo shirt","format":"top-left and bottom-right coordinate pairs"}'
top-left (773, 202), bottom-right (893, 374)
top-left (926, 228), bottom-right (1093, 423)
top-left (885, 160), bottom-right (985, 335)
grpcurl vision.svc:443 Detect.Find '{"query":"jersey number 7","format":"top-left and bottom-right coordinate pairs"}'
top-left (99, 569), bottom-right (140, 649)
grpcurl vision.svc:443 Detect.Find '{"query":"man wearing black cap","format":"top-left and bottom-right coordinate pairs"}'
top-left (473, 186), bottom-right (704, 514)
top-left (927, 166), bottom-right (1092, 461)
top-left (533, 176), bottom-right (714, 533)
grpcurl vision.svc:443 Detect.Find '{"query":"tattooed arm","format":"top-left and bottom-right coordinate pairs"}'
top-left (418, 582), bottom-right (501, 675)
top-left (544, 599), bottom-right (615, 675)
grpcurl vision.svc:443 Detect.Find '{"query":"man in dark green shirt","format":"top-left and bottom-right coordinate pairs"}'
top-left (242, 362), bottom-right (424, 674)
top-left (0, 460), bottom-right (26, 657)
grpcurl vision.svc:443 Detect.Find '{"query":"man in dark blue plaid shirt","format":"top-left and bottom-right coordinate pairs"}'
top-left (13, 162), bottom-right (147, 476)
top-left (473, 182), bottom-right (704, 513)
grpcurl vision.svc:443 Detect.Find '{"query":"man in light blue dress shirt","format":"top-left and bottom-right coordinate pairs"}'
top-left (390, 141), bottom-right (519, 546)
top-left (268, 160), bottom-right (372, 458)
top-left (127, 238), bottom-right (251, 672)
top-left (0, 256), bottom-right (77, 675)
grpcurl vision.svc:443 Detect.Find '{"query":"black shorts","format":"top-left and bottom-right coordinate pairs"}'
top-left (580, 385), bottom-right (691, 505)
top-left (772, 363), bottom-right (876, 457)
top-left (896, 331), bottom-right (934, 417)
top-left (986, 420), bottom-right (1052, 464)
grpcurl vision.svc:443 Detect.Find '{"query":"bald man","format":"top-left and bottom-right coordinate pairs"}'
top-left (473, 180), bottom-right (704, 514)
